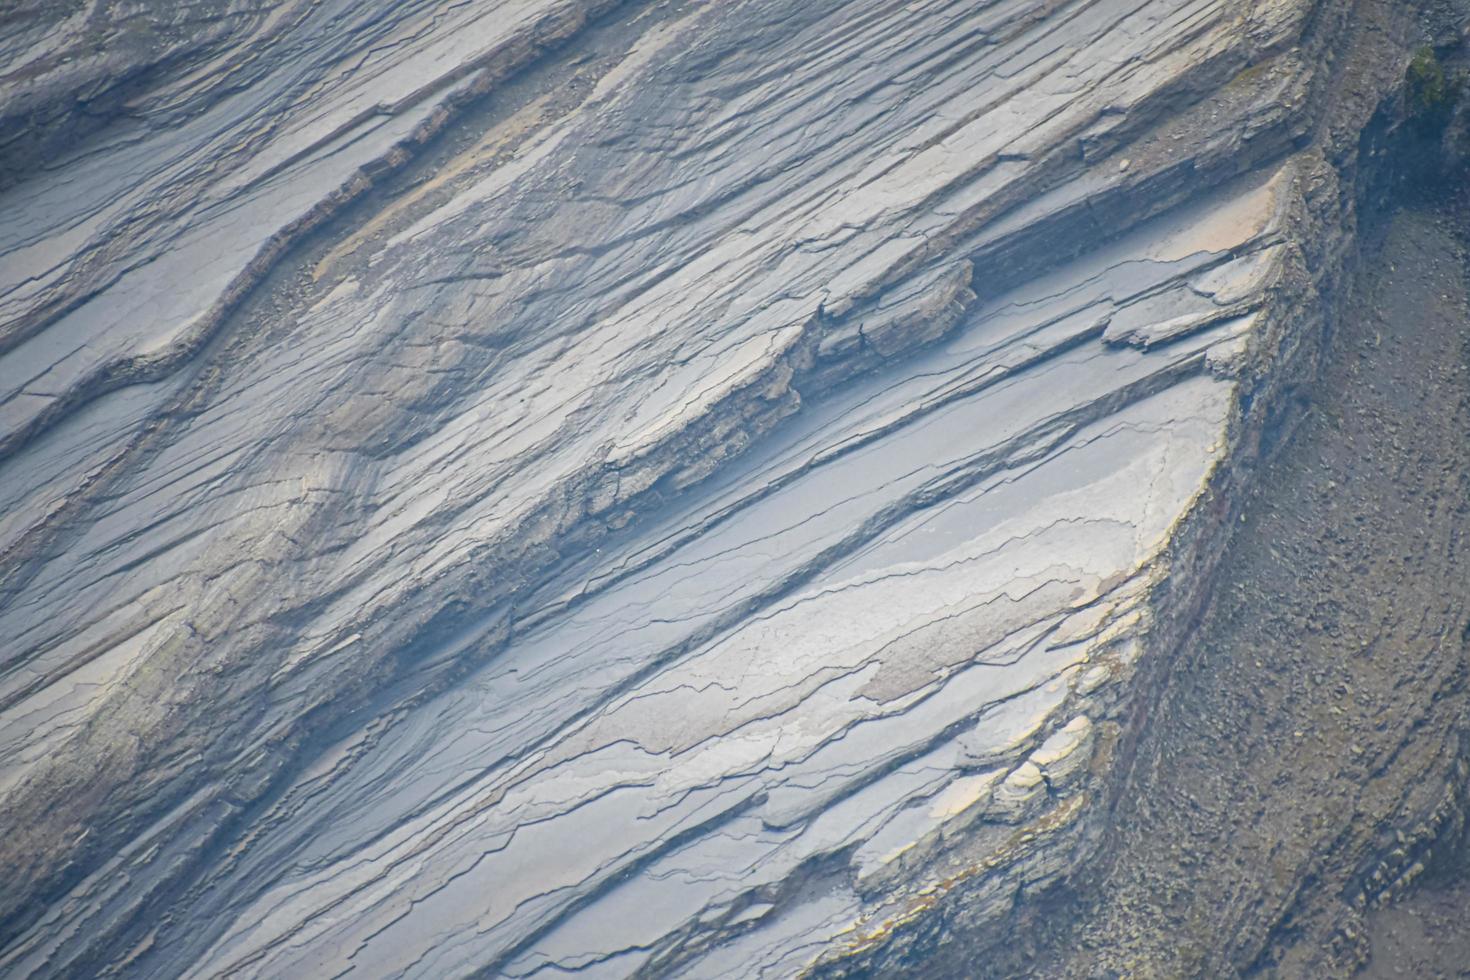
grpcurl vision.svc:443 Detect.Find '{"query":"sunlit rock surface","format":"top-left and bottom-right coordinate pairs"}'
top-left (0, 0), bottom-right (1389, 975)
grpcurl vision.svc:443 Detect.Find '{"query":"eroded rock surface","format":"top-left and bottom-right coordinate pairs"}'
top-left (0, 0), bottom-right (1458, 976)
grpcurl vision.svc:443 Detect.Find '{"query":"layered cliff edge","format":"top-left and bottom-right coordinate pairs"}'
top-left (0, 1), bottom-right (1466, 977)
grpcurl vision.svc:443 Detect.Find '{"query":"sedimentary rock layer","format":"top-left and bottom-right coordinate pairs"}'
top-left (0, 0), bottom-right (1443, 976)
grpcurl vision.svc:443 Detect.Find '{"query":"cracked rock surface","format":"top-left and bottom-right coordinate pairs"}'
top-left (0, 0), bottom-right (1462, 976)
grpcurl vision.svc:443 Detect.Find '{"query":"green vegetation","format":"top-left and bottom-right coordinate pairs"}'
top-left (1406, 46), bottom-right (1456, 130)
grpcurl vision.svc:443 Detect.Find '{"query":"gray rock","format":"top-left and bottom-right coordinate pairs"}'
top-left (0, 0), bottom-right (1439, 976)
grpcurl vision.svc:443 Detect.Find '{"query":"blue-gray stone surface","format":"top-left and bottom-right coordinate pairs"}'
top-left (0, 0), bottom-right (1439, 976)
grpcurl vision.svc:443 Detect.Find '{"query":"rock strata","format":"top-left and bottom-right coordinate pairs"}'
top-left (0, 0), bottom-right (1464, 977)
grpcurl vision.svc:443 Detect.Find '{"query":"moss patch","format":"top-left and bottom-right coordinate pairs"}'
top-left (1406, 46), bottom-right (1456, 130)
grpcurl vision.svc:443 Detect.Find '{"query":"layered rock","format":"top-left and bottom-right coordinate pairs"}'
top-left (0, 0), bottom-right (1446, 976)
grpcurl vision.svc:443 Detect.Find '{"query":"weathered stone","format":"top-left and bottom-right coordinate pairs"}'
top-left (0, 0), bottom-right (1457, 976)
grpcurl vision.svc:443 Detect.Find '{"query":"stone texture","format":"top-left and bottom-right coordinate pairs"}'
top-left (0, 0), bottom-right (1448, 976)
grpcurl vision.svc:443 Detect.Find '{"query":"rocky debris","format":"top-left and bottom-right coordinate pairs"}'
top-left (964, 122), bottom-right (1470, 980)
top-left (0, 0), bottom-right (1462, 977)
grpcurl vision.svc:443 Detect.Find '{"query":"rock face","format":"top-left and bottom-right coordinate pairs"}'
top-left (0, 0), bottom-right (1459, 976)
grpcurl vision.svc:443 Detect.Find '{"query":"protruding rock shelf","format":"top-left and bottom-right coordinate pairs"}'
top-left (0, 0), bottom-right (1447, 976)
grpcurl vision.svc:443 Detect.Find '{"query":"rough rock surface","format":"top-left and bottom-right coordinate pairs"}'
top-left (0, 0), bottom-right (1464, 977)
top-left (978, 190), bottom-right (1470, 980)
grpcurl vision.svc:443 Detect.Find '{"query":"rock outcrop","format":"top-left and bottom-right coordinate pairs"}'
top-left (0, 0), bottom-right (1461, 976)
